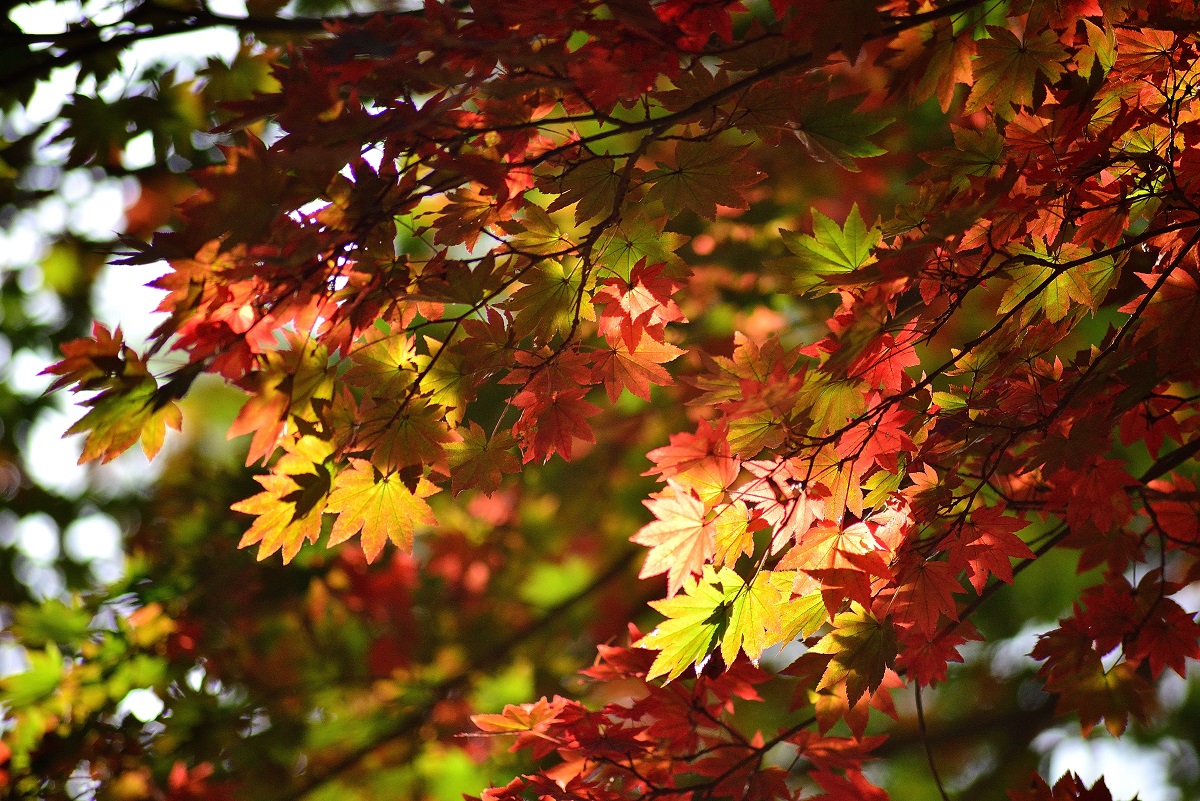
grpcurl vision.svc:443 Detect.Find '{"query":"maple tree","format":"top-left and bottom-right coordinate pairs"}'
top-left (7, 0), bottom-right (1200, 798)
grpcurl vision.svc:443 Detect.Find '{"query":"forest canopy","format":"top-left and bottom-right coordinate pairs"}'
top-left (4, 0), bottom-right (1200, 799)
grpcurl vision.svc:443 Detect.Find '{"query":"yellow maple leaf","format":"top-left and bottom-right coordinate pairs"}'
top-left (325, 459), bottom-right (438, 562)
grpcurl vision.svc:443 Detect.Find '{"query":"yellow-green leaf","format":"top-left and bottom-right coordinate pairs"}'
top-left (640, 566), bottom-right (733, 681)
top-left (809, 604), bottom-right (896, 706)
top-left (779, 204), bottom-right (881, 294)
top-left (722, 569), bottom-right (786, 667)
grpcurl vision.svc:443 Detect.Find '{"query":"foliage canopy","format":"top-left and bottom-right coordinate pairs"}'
top-left (5, 0), bottom-right (1200, 799)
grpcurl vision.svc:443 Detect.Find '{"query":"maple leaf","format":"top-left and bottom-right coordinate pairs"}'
top-left (894, 622), bottom-right (978, 687)
top-left (780, 591), bottom-right (828, 643)
top-left (631, 484), bottom-right (715, 597)
top-left (415, 338), bottom-right (471, 421)
top-left (781, 520), bottom-right (891, 610)
top-left (644, 419), bottom-right (730, 477)
top-left (229, 337), bottom-right (335, 465)
top-left (809, 605), bottom-right (896, 707)
top-left (1009, 772), bottom-right (1116, 801)
top-left (1124, 596), bottom-right (1200, 678)
top-left (432, 186), bottom-right (508, 251)
top-left (233, 471), bottom-right (327, 564)
top-left (639, 566), bottom-right (729, 681)
top-left (503, 346), bottom-right (594, 396)
top-left (1062, 457), bottom-right (1135, 534)
top-left (593, 259), bottom-right (686, 348)
top-left (594, 211), bottom-right (689, 279)
top-left (680, 457), bottom-right (741, 509)
top-left (890, 558), bottom-right (963, 638)
top-left (711, 500), bottom-right (760, 568)
top-left (1031, 617), bottom-right (1154, 736)
top-left (472, 695), bottom-right (571, 738)
top-left (785, 91), bottom-right (891, 172)
top-left (342, 326), bottom-right (419, 394)
top-left (952, 506), bottom-right (1034, 593)
top-left (998, 245), bottom-right (1118, 324)
top-left (232, 436), bottom-right (335, 563)
top-left (66, 375), bottom-right (183, 464)
top-left (473, 696), bottom-right (594, 762)
top-left (808, 768), bottom-right (889, 801)
top-left (734, 458), bottom-right (827, 550)
top-left (912, 23), bottom-right (976, 113)
top-left (445, 422), bottom-right (520, 495)
top-left (967, 26), bottom-right (1068, 117)
top-left (643, 141), bottom-right (762, 220)
top-left (508, 258), bottom-right (587, 343)
top-left (1054, 661), bottom-right (1154, 737)
top-left (325, 459), bottom-right (438, 562)
top-left (512, 387), bottom-right (600, 463)
top-left (720, 569), bottom-right (792, 668)
top-left (725, 400), bottom-right (787, 458)
top-left (618, 259), bottom-right (687, 324)
top-left (797, 663), bottom-right (902, 739)
top-left (592, 330), bottom-right (683, 402)
top-left (42, 322), bottom-right (129, 393)
top-left (779, 204), bottom-right (881, 294)
top-left (796, 375), bottom-right (867, 438)
top-left (546, 156), bottom-right (621, 225)
top-left (354, 395), bottom-right (454, 472)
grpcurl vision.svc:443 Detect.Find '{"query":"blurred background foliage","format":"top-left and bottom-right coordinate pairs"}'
top-left (0, 1), bottom-right (1197, 800)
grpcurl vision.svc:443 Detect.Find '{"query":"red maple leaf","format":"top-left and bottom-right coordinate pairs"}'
top-left (950, 505), bottom-right (1035, 593)
top-left (890, 558), bottom-right (963, 638)
top-left (512, 387), bottom-right (600, 463)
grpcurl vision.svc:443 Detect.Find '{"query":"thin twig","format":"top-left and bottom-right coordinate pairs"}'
top-left (915, 684), bottom-right (952, 801)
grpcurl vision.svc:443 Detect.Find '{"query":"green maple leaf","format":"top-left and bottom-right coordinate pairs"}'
top-left (416, 337), bottom-right (469, 421)
top-left (503, 203), bottom-right (575, 257)
top-left (779, 204), bottom-right (881, 294)
top-left (998, 244), bottom-right (1118, 324)
top-left (343, 327), bottom-right (419, 394)
top-left (712, 500), bottom-right (755, 568)
top-left (640, 566), bottom-right (733, 681)
top-left (726, 403), bottom-right (785, 458)
top-left (779, 591), bottom-right (827, 642)
top-left (0, 643), bottom-right (62, 708)
top-left (794, 375), bottom-right (867, 437)
top-left (594, 212), bottom-right (688, 280)
top-left (788, 93), bottom-right (890, 171)
top-left (547, 156), bottom-right (621, 225)
top-left (12, 601), bottom-right (92, 648)
top-left (326, 459), bottom-right (438, 562)
top-left (722, 570), bottom-right (791, 667)
top-left (810, 604), bottom-right (896, 706)
top-left (509, 258), bottom-right (586, 343)
top-left (644, 141), bottom-right (762, 220)
top-left (643, 567), bottom-right (823, 679)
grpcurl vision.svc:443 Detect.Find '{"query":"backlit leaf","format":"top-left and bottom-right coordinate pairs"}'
top-left (325, 458), bottom-right (439, 562)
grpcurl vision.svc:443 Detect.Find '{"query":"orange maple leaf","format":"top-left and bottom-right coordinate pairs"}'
top-left (631, 484), bottom-right (715, 597)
